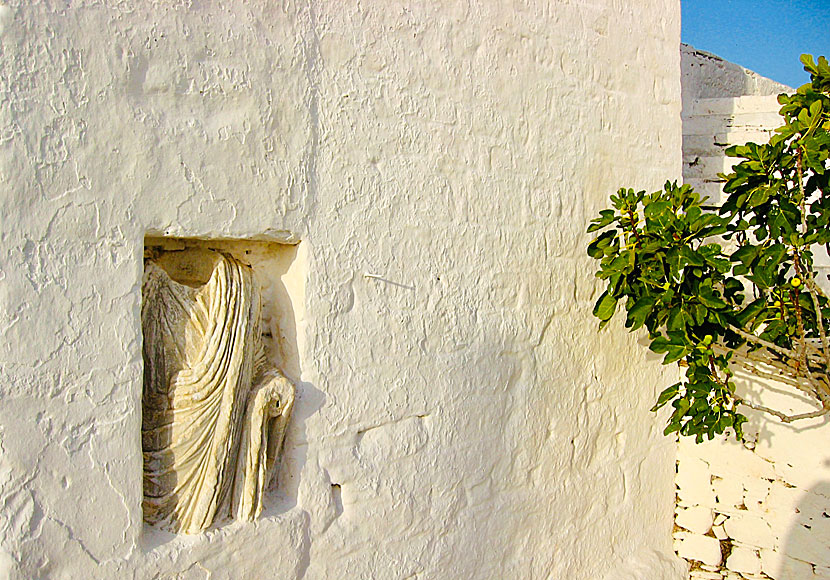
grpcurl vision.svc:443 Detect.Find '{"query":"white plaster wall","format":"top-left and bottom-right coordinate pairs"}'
top-left (0, 2), bottom-right (684, 578)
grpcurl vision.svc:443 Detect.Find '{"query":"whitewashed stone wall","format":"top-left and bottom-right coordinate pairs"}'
top-left (678, 50), bottom-right (830, 580)
top-left (0, 2), bottom-right (685, 579)
top-left (681, 45), bottom-right (790, 116)
top-left (682, 95), bottom-right (783, 204)
top-left (676, 422), bottom-right (830, 580)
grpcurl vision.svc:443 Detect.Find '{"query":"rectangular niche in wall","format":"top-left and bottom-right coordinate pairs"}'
top-left (141, 236), bottom-right (305, 535)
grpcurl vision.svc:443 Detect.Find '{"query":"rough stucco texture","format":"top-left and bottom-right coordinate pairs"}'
top-left (0, 2), bottom-right (685, 579)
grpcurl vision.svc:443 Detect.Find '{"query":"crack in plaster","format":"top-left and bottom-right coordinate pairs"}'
top-left (354, 413), bottom-right (431, 441)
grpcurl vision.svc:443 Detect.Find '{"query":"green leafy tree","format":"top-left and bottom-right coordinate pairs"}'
top-left (587, 55), bottom-right (830, 442)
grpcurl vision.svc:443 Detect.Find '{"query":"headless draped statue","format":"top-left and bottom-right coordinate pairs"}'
top-left (141, 251), bottom-right (294, 534)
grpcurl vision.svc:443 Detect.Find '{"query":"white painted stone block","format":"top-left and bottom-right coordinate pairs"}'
top-left (725, 546), bottom-right (761, 575)
top-left (712, 524), bottom-right (728, 540)
top-left (723, 514), bottom-right (776, 550)
top-left (684, 95), bottom-right (783, 116)
top-left (759, 549), bottom-right (815, 580)
top-left (742, 479), bottom-right (770, 511)
top-left (683, 155), bottom-right (737, 180)
top-left (677, 506), bottom-right (714, 535)
top-left (706, 447), bottom-right (776, 481)
top-left (757, 438), bottom-right (830, 492)
top-left (784, 517), bottom-right (830, 568)
top-left (690, 571), bottom-right (723, 580)
top-left (678, 457), bottom-right (715, 506)
top-left (776, 556), bottom-right (816, 580)
top-left (712, 477), bottom-right (744, 509)
top-left (676, 533), bottom-right (723, 567)
top-left (758, 549), bottom-right (782, 578)
top-left (762, 481), bottom-right (803, 536)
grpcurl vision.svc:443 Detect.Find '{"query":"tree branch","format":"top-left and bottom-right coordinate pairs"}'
top-left (735, 397), bottom-right (829, 423)
top-left (723, 346), bottom-right (819, 397)
top-left (727, 324), bottom-right (798, 359)
top-left (796, 149), bottom-right (830, 372)
top-left (789, 283), bottom-right (820, 391)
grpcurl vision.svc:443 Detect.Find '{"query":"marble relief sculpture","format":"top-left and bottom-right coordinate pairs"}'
top-left (141, 252), bottom-right (294, 534)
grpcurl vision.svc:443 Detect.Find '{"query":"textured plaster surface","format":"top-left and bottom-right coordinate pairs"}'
top-left (0, 2), bottom-right (684, 578)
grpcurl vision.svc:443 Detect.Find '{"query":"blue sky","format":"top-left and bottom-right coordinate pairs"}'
top-left (681, 0), bottom-right (830, 88)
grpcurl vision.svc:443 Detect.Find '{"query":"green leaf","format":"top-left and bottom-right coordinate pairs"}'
top-left (592, 291), bottom-right (618, 322)
top-left (587, 230), bottom-right (617, 259)
top-left (587, 209), bottom-right (616, 233)
top-left (663, 345), bottom-right (689, 365)
top-left (666, 330), bottom-right (688, 346)
top-left (732, 244), bottom-right (759, 266)
top-left (626, 295), bottom-right (658, 331)
top-left (698, 288), bottom-right (727, 309)
top-left (692, 304), bottom-right (707, 325)
top-left (651, 382), bottom-right (681, 412)
top-left (679, 246), bottom-right (705, 267)
top-left (667, 307), bottom-right (687, 332)
top-left (644, 200), bottom-right (671, 218)
top-left (802, 54), bottom-right (818, 75)
top-left (649, 337), bottom-right (670, 354)
top-left (734, 415), bottom-right (748, 439)
top-left (672, 397), bottom-right (691, 416)
top-left (736, 299), bottom-right (765, 327)
top-left (723, 278), bottom-right (744, 302)
top-left (764, 243), bottom-right (787, 267)
top-left (666, 248), bottom-right (683, 278)
top-left (664, 421), bottom-right (682, 435)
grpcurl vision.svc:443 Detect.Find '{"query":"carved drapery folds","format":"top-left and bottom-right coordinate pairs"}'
top-left (141, 252), bottom-right (294, 534)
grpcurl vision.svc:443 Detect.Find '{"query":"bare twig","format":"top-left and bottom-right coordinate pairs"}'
top-left (722, 346), bottom-right (817, 396)
top-left (727, 325), bottom-right (797, 359)
top-left (735, 398), bottom-right (829, 423)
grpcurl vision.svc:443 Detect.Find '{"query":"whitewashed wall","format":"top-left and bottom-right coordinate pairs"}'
top-left (0, 2), bottom-right (685, 578)
top-left (680, 45), bottom-right (790, 116)
top-left (678, 49), bottom-right (830, 580)
top-left (682, 95), bottom-right (783, 204)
